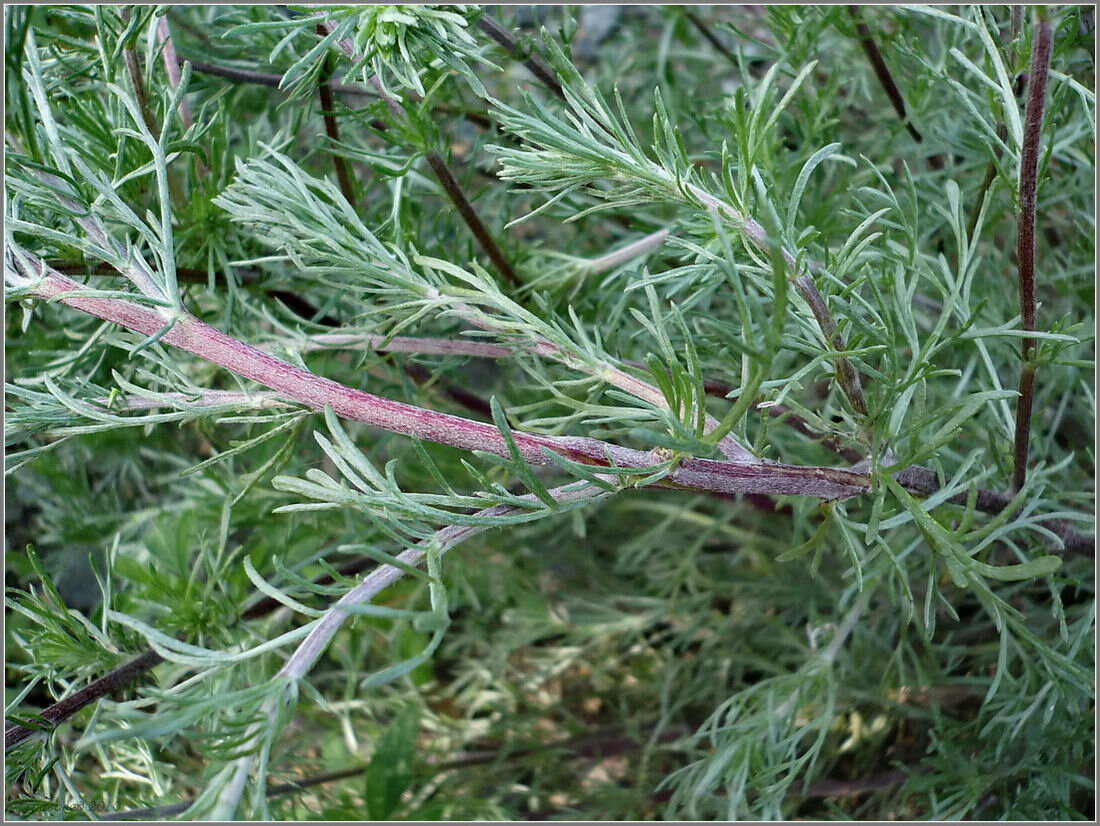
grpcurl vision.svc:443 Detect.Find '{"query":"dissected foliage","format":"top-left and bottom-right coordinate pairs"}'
top-left (4, 5), bottom-right (1094, 821)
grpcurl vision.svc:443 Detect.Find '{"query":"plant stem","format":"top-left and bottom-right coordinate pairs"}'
top-left (91, 390), bottom-right (289, 410)
top-left (588, 228), bottom-right (670, 274)
top-left (316, 34), bottom-right (357, 206)
top-left (424, 287), bottom-right (759, 463)
top-left (121, 10), bottom-right (157, 137)
top-left (10, 256), bottom-right (869, 500)
top-left (181, 56), bottom-right (370, 95)
top-left (424, 151), bottom-right (520, 286)
top-left (157, 15), bottom-right (192, 129)
top-left (299, 333), bottom-right (512, 358)
top-left (178, 55), bottom-right (489, 132)
top-left (1011, 12), bottom-right (1053, 493)
top-left (316, 19), bottom-right (522, 289)
top-left (677, 185), bottom-right (868, 416)
top-left (965, 73), bottom-right (1026, 241)
top-left (4, 650), bottom-right (164, 750)
top-left (683, 9), bottom-right (739, 67)
top-left (281, 483), bottom-right (603, 681)
top-left (847, 6), bottom-right (923, 143)
top-left (895, 465), bottom-right (1089, 556)
top-left (794, 276), bottom-right (868, 416)
top-left (215, 481), bottom-right (608, 818)
top-left (476, 14), bottom-right (566, 102)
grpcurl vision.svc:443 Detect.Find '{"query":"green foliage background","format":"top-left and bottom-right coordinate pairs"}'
top-left (4, 5), bottom-right (1095, 820)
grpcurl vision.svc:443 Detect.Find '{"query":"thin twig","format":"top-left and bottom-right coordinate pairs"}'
top-left (313, 19), bottom-right (522, 289)
top-left (157, 15), bottom-right (192, 129)
top-left (315, 31), bottom-right (357, 206)
top-left (684, 9), bottom-right (739, 67)
top-left (180, 54), bottom-right (489, 132)
top-left (426, 286), bottom-right (759, 464)
top-left (847, 6), bottom-right (922, 143)
top-left (965, 73), bottom-right (1026, 241)
top-left (688, 185), bottom-right (870, 417)
top-left (425, 151), bottom-right (520, 286)
top-left (300, 333), bottom-right (512, 359)
top-left (476, 14), bottom-right (566, 101)
top-left (98, 722), bottom-right (689, 820)
top-left (31, 174), bottom-right (166, 301)
top-left (588, 228), bottom-right (670, 275)
top-left (1011, 12), bottom-right (1053, 493)
top-left (121, 10), bottom-right (157, 137)
top-left (793, 276), bottom-right (868, 416)
top-left (5, 650), bottom-right (164, 750)
top-left (182, 56), bottom-right (370, 95)
top-left (895, 466), bottom-right (1089, 556)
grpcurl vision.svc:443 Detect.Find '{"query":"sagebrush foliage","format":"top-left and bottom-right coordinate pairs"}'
top-left (4, 5), bottom-right (1094, 821)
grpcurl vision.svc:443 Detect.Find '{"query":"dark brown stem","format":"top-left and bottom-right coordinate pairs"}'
top-left (684, 10), bottom-right (739, 67)
top-left (1011, 14), bottom-right (1053, 493)
top-left (425, 152), bottom-right (519, 287)
top-left (315, 31), bottom-right (357, 206)
top-left (97, 766), bottom-right (367, 820)
top-left (5, 650), bottom-right (164, 750)
top-left (794, 276), bottom-right (868, 416)
top-left (181, 56), bottom-right (488, 133)
top-left (182, 56), bottom-right (370, 95)
top-left (121, 12), bottom-right (158, 137)
top-left (476, 13), bottom-right (618, 141)
top-left (895, 464), bottom-right (1089, 556)
top-left (310, 20), bottom-right (522, 292)
top-left (477, 14), bottom-right (566, 101)
top-left (847, 6), bottom-right (922, 143)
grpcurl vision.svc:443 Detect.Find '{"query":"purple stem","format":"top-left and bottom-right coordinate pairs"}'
top-left (157, 16), bottom-right (193, 129)
top-left (794, 276), bottom-right (868, 416)
top-left (299, 333), bottom-right (513, 358)
top-left (5, 650), bottom-right (164, 750)
top-left (18, 258), bottom-right (868, 501)
top-left (1011, 15), bottom-right (1053, 493)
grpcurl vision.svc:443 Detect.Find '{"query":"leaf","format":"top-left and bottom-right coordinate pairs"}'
top-left (365, 704), bottom-right (422, 820)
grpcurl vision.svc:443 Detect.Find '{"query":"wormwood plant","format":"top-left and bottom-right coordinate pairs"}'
top-left (3, 5), bottom-right (1095, 821)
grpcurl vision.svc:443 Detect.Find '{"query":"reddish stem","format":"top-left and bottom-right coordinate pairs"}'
top-left (1011, 15), bottom-right (1053, 493)
top-left (16, 259), bottom-right (869, 501)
